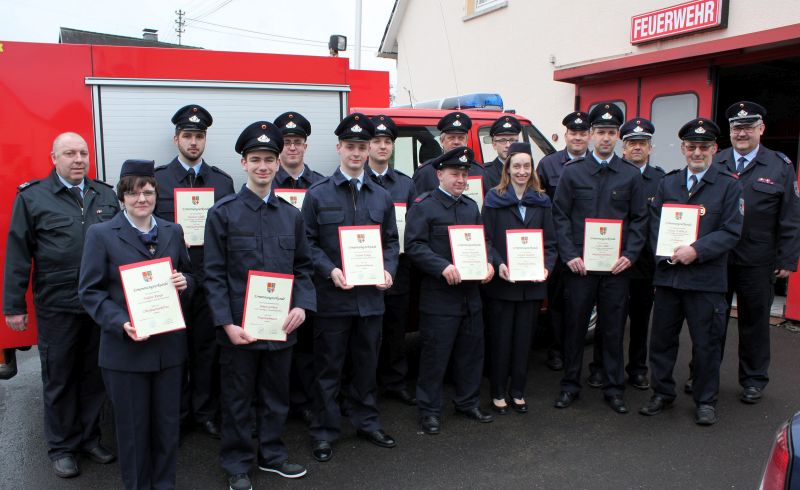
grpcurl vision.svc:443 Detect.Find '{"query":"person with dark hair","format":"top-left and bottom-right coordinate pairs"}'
top-left (79, 160), bottom-right (194, 489)
top-left (482, 143), bottom-right (556, 414)
top-left (482, 115), bottom-right (522, 190)
top-left (3, 132), bottom-right (118, 478)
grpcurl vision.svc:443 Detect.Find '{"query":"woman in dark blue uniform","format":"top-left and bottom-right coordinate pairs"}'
top-left (79, 160), bottom-right (194, 490)
top-left (482, 143), bottom-right (557, 414)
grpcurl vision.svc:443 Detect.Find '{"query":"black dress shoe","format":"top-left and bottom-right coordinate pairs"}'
top-left (684, 378), bottom-right (693, 394)
top-left (199, 420), bottom-right (221, 439)
top-left (638, 395), bottom-right (672, 416)
top-left (604, 395), bottom-right (629, 414)
top-left (419, 415), bottom-right (440, 435)
top-left (511, 399), bottom-right (528, 414)
top-left (52, 454), bottom-right (80, 478)
top-left (554, 391), bottom-right (578, 409)
top-left (586, 371), bottom-right (603, 388)
top-left (82, 444), bottom-right (116, 464)
top-left (629, 373), bottom-right (650, 390)
top-left (491, 400), bottom-right (509, 415)
top-left (546, 354), bottom-right (564, 371)
top-left (740, 386), bottom-right (763, 404)
top-left (356, 429), bottom-right (397, 448)
top-left (384, 388), bottom-right (417, 406)
top-left (455, 406), bottom-right (494, 423)
top-left (311, 440), bottom-right (332, 462)
top-left (695, 404), bottom-right (717, 426)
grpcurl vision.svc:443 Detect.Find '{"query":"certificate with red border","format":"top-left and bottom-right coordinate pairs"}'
top-left (119, 257), bottom-right (186, 338)
top-left (274, 188), bottom-right (307, 210)
top-left (656, 204), bottom-right (701, 257)
top-left (174, 188), bottom-right (215, 246)
top-left (448, 225), bottom-right (488, 281)
top-left (464, 176), bottom-right (484, 211)
top-left (339, 225), bottom-right (385, 286)
top-left (394, 203), bottom-right (407, 254)
top-left (583, 218), bottom-right (623, 272)
top-left (506, 229), bottom-right (546, 282)
top-left (241, 271), bottom-right (293, 342)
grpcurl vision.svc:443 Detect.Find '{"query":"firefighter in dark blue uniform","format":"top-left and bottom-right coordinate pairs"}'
top-left (482, 115), bottom-right (522, 190)
top-left (154, 104), bottom-right (235, 439)
top-left (412, 112), bottom-right (485, 194)
top-left (301, 113), bottom-right (400, 463)
top-left (272, 111), bottom-right (325, 425)
top-left (3, 132), bottom-right (119, 478)
top-left (536, 111), bottom-right (590, 371)
top-left (367, 115), bottom-right (418, 406)
top-left (588, 118), bottom-right (665, 390)
top-left (203, 121), bottom-right (316, 489)
top-left (405, 146), bottom-right (496, 435)
top-left (713, 102), bottom-right (800, 404)
top-left (640, 118), bottom-right (743, 426)
top-left (552, 103), bottom-right (648, 414)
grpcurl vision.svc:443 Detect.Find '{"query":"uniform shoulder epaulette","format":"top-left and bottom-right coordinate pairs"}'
top-left (720, 169), bottom-right (739, 180)
top-left (564, 156), bottom-right (585, 166)
top-left (311, 169), bottom-right (326, 179)
top-left (414, 191), bottom-right (431, 203)
top-left (90, 179), bottom-right (114, 189)
top-left (393, 168), bottom-right (412, 180)
top-left (215, 193), bottom-right (238, 207)
top-left (652, 165), bottom-right (666, 174)
top-left (461, 193), bottom-right (476, 203)
top-left (17, 180), bottom-right (40, 191)
top-left (154, 164), bottom-right (170, 171)
top-left (776, 152), bottom-right (793, 166)
top-left (210, 165), bottom-right (233, 180)
top-left (308, 177), bottom-right (331, 191)
top-left (665, 168), bottom-right (682, 176)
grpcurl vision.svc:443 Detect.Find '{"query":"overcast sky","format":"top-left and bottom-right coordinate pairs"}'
top-left (3, 0), bottom-right (397, 76)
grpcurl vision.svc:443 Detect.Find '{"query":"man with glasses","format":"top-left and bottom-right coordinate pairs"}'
top-left (712, 101), bottom-right (800, 404)
top-left (483, 115), bottom-right (522, 190)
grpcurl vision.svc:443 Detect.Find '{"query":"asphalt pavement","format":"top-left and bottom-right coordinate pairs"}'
top-left (1, 319), bottom-right (799, 490)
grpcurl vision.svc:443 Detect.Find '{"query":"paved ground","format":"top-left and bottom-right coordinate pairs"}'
top-left (1, 319), bottom-right (799, 490)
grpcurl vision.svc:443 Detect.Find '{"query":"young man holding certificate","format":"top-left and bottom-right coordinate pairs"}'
top-left (405, 146), bottom-right (496, 435)
top-left (79, 160), bottom-right (194, 490)
top-left (482, 142), bottom-right (557, 415)
top-left (641, 118), bottom-right (743, 426)
top-left (154, 104), bottom-right (235, 439)
top-left (552, 103), bottom-right (648, 414)
top-left (301, 113), bottom-right (400, 463)
top-left (203, 121), bottom-right (316, 489)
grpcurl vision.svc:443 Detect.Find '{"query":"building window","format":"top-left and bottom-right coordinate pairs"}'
top-left (464, 0), bottom-right (508, 21)
top-left (650, 93), bottom-right (698, 171)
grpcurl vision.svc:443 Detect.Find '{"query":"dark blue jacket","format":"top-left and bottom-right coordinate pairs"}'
top-left (537, 149), bottom-right (582, 200)
top-left (273, 164), bottom-right (326, 189)
top-left (483, 157), bottom-right (503, 192)
top-left (651, 164), bottom-right (743, 293)
top-left (301, 168), bottom-right (400, 317)
top-left (630, 164), bottom-right (666, 279)
top-left (481, 189), bottom-right (557, 301)
top-left (412, 158), bottom-right (485, 195)
top-left (552, 154), bottom-right (648, 266)
top-left (78, 213), bottom-right (195, 372)
top-left (404, 189), bottom-right (490, 316)
top-left (203, 185), bottom-right (316, 350)
top-left (714, 146), bottom-right (800, 270)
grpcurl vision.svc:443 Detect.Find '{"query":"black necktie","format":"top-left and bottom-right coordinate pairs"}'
top-left (688, 174), bottom-right (698, 192)
top-left (138, 227), bottom-right (158, 255)
top-left (350, 178), bottom-right (360, 194)
top-left (68, 186), bottom-right (84, 208)
top-left (372, 174), bottom-right (384, 186)
top-left (736, 156), bottom-right (747, 174)
top-left (187, 168), bottom-right (196, 187)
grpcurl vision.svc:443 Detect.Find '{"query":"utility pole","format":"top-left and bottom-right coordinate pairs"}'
top-left (175, 10), bottom-right (186, 45)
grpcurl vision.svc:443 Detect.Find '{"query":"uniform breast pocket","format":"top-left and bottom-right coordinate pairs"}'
top-left (317, 210), bottom-right (344, 227)
top-left (228, 235), bottom-right (257, 251)
top-left (95, 205), bottom-right (117, 222)
top-left (573, 189), bottom-right (594, 200)
top-left (751, 182), bottom-right (782, 213)
top-left (40, 216), bottom-right (74, 234)
top-left (610, 189), bottom-right (631, 213)
top-left (368, 207), bottom-right (385, 226)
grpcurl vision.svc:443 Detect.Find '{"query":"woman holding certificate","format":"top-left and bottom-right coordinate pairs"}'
top-left (482, 143), bottom-right (557, 414)
top-left (79, 160), bottom-right (194, 490)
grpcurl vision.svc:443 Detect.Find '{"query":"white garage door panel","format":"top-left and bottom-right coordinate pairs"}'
top-left (96, 85), bottom-right (345, 188)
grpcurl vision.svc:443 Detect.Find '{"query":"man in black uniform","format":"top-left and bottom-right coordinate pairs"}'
top-left (413, 112), bottom-right (485, 194)
top-left (273, 111), bottom-right (325, 189)
top-left (272, 111), bottom-right (325, 424)
top-left (302, 113), bottom-right (400, 463)
top-left (536, 111), bottom-right (590, 371)
top-left (3, 132), bottom-right (118, 477)
top-left (405, 146), bottom-right (496, 435)
top-left (204, 121), bottom-right (315, 490)
top-left (483, 115), bottom-right (522, 190)
top-left (154, 104), bottom-right (235, 439)
top-left (552, 103), bottom-right (647, 414)
top-left (588, 119), bottom-right (665, 390)
top-left (713, 101), bottom-right (800, 404)
top-left (640, 118), bottom-right (743, 426)
top-left (367, 115), bottom-right (418, 406)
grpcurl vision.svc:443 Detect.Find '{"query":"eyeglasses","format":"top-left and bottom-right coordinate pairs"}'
top-left (124, 190), bottom-right (156, 199)
top-left (493, 138), bottom-right (517, 145)
top-left (684, 144), bottom-right (714, 152)
top-left (730, 125), bottom-right (761, 135)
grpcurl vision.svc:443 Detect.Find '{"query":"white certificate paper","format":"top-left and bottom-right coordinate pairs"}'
top-left (464, 176), bottom-right (484, 211)
top-left (448, 225), bottom-right (489, 281)
top-left (583, 219), bottom-right (623, 272)
top-left (241, 271), bottom-right (293, 342)
top-left (394, 203), bottom-right (407, 254)
top-left (656, 204), bottom-right (701, 257)
top-left (274, 189), bottom-right (307, 210)
top-left (174, 188), bottom-right (215, 246)
top-left (506, 229), bottom-right (546, 282)
top-left (119, 257), bottom-right (186, 338)
top-left (339, 225), bottom-right (385, 286)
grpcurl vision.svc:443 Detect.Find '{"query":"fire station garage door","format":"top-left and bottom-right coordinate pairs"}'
top-left (87, 80), bottom-right (349, 188)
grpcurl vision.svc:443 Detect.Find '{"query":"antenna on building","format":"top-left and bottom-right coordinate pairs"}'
top-left (175, 10), bottom-right (186, 45)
